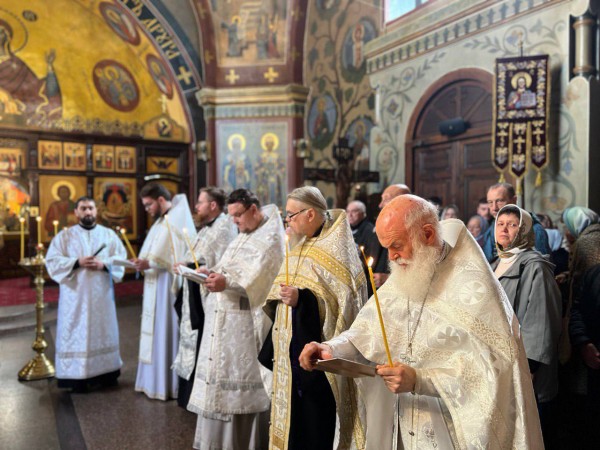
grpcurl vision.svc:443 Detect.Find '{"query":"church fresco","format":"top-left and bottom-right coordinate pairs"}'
top-left (307, 93), bottom-right (337, 150)
top-left (209, 0), bottom-right (288, 66)
top-left (93, 177), bottom-right (137, 239)
top-left (216, 121), bottom-right (288, 208)
top-left (39, 175), bottom-right (86, 241)
top-left (0, 1), bottom-right (190, 142)
top-left (304, 0), bottom-right (381, 204)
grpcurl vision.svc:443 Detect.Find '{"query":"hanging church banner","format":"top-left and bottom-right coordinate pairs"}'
top-left (492, 54), bottom-right (550, 191)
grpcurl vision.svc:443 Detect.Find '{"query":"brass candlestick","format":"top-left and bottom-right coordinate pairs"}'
top-left (17, 245), bottom-right (55, 381)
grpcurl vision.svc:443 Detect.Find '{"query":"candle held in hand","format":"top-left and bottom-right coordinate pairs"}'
top-left (182, 227), bottom-right (199, 269)
top-left (119, 228), bottom-right (137, 259)
top-left (164, 215), bottom-right (177, 263)
top-left (367, 257), bottom-right (393, 366)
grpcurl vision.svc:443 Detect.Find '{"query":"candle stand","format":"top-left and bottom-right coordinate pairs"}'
top-left (17, 245), bottom-right (55, 381)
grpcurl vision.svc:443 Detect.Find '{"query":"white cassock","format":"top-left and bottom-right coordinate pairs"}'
top-left (46, 224), bottom-right (126, 381)
top-left (188, 204), bottom-right (285, 450)
top-left (135, 194), bottom-right (195, 400)
top-left (326, 220), bottom-right (544, 450)
top-left (173, 212), bottom-right (238, 380)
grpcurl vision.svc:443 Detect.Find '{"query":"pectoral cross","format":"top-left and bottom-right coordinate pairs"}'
top-left (399, 350), bottom-right (416, 365)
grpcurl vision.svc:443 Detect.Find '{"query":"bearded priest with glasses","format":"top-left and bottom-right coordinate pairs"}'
top-left (262, 186), bottom-right (368, 450)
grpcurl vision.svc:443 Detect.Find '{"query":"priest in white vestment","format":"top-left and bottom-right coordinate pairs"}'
top-left (133, 183), bottom-right (195, 400)
top-left (300, 195), bottom-right (543, 450)
top-left (187, 188), bottom-right (285, 450)
top-left (173, 187), bottom-right (237, 408)
top-left (46, 196), bottom-right (126, 391)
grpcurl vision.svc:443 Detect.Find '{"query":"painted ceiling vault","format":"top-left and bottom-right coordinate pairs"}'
top-left (0, 0), bottom-right (192, 142)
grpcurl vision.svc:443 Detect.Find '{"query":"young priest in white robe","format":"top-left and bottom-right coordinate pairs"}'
top-left (46, 196), bottom-right (127, 392)
top-left (132, 183), bottom-right (195, 400)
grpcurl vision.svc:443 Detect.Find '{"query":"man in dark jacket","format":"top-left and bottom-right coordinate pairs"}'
top-left (346, 200), bottom-right (382, 296)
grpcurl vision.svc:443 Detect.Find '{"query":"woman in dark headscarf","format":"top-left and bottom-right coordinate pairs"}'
top-left (492, 204), bottom-right (562, 447)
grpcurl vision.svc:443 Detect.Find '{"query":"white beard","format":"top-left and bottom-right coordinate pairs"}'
top-left (386, 241), bottom-right (440, 301)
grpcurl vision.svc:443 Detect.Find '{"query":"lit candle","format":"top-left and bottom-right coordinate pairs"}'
top-left (367, 256), bottom-right (393, 367)
top-left (36, 216), bottom-right (42, 246)
top-left (19, 217), bottom-right (25, 261)
top-left (52, 220), bottom-right (58, 236)
top-left (119, 228), bottom-right (137, 258)
top-left (359, 245), bottom-right (368, 266)
top-left (182, 228), bottom-right (199, 269)
top-left (285, 235), bottom-right (290, 324)
top-left (164, 215), bottom-right (177, 262)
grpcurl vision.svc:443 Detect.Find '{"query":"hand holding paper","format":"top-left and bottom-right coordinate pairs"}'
top-left (299, 342), bottom-right (333, 371)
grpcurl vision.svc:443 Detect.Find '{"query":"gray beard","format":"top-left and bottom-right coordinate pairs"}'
top-left (386, 242), bottom-right (439, 302)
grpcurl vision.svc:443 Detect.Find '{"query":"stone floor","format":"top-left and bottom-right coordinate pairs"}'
top-left (0, 296), bottom-right (197, 450)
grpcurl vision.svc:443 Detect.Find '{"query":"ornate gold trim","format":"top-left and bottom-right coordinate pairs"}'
top-left (196, 84), bottom-right (310, 107)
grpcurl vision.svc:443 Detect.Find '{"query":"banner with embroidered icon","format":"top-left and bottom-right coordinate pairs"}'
top-left (492, 54), bottom-right (550, 193)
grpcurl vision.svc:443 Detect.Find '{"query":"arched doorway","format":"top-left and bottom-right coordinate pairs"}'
top-left (405, 69), bottom-right (498, 220)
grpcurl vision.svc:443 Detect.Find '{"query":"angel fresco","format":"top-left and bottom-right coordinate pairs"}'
top-left (0, 17), bottom-right (62, 126)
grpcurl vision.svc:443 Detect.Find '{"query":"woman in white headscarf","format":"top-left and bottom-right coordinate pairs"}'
top-left (492, 204), bottom-right (562, 447)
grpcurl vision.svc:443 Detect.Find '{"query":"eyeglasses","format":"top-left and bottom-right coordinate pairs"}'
top-left (230, 206), bottom-right (249, 219)
top-left (142, 200), bottom-right (156, 211)
top-left (285, 209), bottom-right (307, 221)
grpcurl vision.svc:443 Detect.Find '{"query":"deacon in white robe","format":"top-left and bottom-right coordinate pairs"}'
top-left (133, 184), bottom-right (195, 400)
top-left (46, 196), bottom-right (126, 391)
top-left (300, 195), bottom-right (543, 450)
top-left (173, 187), bottom-right (237, 408)
top-left (188, 189), bottom-right (285, 450)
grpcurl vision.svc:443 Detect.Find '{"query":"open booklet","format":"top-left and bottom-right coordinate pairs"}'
top-left (111, 259), bottom-right (137, 269)
top-left (313, 358), bottom-right (376, 378)
top-left (178, 265), bottom-right (208, 284)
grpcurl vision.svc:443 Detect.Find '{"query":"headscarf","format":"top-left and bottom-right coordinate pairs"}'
top-left (495, 204), bottom-right (535, 258)
top-left (467, 214), bottom-right (489, 247)
top-left (441, 204), bottom-right (460, 220)
top-left (562, 206), bottom-right (599, 239)
top-left (546, 228), bottom-right (563, 252)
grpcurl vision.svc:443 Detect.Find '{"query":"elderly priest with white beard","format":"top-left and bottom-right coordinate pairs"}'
top-left (300, 194), bottom-right (543, 449)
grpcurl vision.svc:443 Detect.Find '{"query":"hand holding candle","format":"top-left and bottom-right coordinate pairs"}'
top-left (182, 227), bottom-right (199, 269)
top-left (164, 214), bottom-right (177, 263)
top-left (367, 256), bottom-right (393, 367)
top-left (119, 228), bottom-right (137, 259)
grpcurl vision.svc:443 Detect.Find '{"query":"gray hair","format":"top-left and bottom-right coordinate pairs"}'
top-left (288, 186), bottom-right (327, 219)
top-left (347, 200), bottom-right (366, 214)
top-left (404, 196), bottom-right (442, 244)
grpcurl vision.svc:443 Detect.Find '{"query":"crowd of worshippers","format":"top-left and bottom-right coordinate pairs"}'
top-left (44, 180), bottom-right (600, 450)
